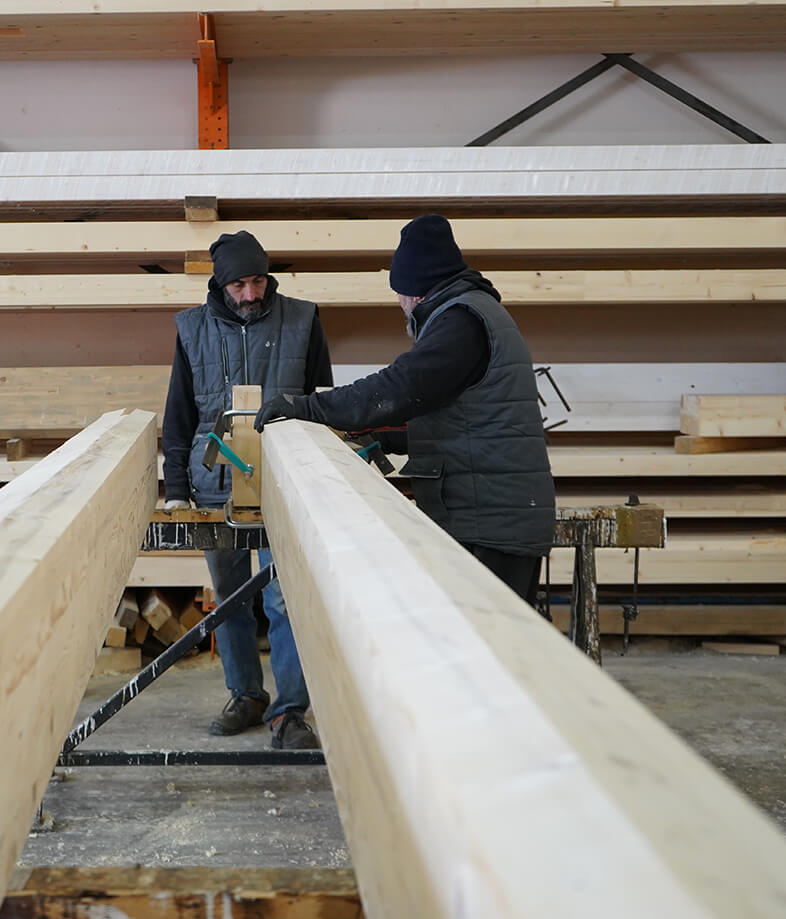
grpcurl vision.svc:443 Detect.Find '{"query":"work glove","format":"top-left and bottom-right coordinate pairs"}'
top-left (163, 499), bottom-right (190, 510)
top-left (254, 393), bottom-right (307, 432)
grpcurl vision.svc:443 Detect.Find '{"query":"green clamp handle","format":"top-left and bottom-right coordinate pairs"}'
top-left (205, 431), bottom-right (254, 478)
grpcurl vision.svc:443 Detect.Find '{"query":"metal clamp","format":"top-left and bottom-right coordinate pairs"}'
top-left (223, 498), bottom-right (264, 530)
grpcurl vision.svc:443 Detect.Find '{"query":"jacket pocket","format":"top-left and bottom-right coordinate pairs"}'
top-left (401, 456), bottom-right (447, 522)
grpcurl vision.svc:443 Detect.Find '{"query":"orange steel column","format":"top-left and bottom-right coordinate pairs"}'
top-left (197, 13), bottom-right (229, 149)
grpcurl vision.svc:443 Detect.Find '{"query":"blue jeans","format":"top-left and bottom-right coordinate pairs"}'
top-left (204, 547), bottom-right (310, 723)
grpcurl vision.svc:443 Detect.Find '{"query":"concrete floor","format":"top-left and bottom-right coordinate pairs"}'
top-left (17, 642), bottom-right (786, 874)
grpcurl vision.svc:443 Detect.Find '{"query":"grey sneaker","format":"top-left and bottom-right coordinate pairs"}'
top-left (208, 692), bottom-right (269, 736)
top-left (271, 711), bottom-right (320, 750)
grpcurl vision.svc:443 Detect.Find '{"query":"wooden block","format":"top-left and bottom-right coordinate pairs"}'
top-left (184, 195), bottom-right (218, 222)
top-left (92, 646), bottom-right (142, 676)
top-left (154, 616), bottom-right (188, 647)
top-left (702, 641), bottom-right (781, 656)
top-left (5, 438), bottom-right (30, 460)
top-left (114, 589), bottom-right (139, 629)
top-left (231, 385), bottom-right (262, 509)
top-left (675, 435), bottom-right (786, 454)
top-left (139, 588), bottom-right (175, 631)
top-left (184, 250), bottom-right (213, 274)
top-left (202, 586), bottom-right (216, 610)
top-left (104, 625), bottom-right (127, 648)
top-left (0, 409), bottom-right (157, 899)
top-left (179, 603), bottom-right (204, 631)
top-left (133, 616), bottom-right (150, 645)
top-left (681, 394), bottom-right (786, 438)
top-left (260, 419), bottom-right (786, 919)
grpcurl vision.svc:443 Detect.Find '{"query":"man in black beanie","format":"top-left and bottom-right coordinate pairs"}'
top-left (254, 215), bottom-right (555, 607)
top-left (162, 230), bottom-right (333, 748)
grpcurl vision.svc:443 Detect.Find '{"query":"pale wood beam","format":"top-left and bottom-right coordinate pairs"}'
top-left (549, 445), bottom-right (786, 477)
top-left (2, 269), bottom-right (785, 309)
top-left (259, 419), bottom-right (786, 918)
top-left (2, 2), bottom-right (786, 58)
top-left (681, 394), bottom-right (786, 438)
top-left (2, 217), bottom-right (784, 259)
top-left (0, 366), bottom-right (169, 437)
top-left (1, 148), bottom-right (783, 215)
top-left (0, 409), bottom-right (158, 900)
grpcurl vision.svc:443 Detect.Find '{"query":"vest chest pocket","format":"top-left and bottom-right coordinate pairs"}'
top-left (400, 456), bottom-right (447, 522)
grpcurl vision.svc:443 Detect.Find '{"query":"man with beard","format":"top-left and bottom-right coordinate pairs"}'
top-left (162, 230), bottom-right (332, 748)
top-left (254, 214), bottom-right (555, 607)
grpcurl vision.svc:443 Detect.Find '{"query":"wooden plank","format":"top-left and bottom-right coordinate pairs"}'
top-left (2, 269), bottom-right (785, 309)
top-left (675, 435), bottom-right (786, 454)
top-left (1, 866), bottom-right (361, 919)
top-left (2, 217), bottom-right (784, 260)
top-left (681, 394), bottom-right (786, 437)
top-left (555, 481), bottom-right (786, 518)
top-left (550, 604), bottom-right (786, 637)
top-left (1, 148), bottom-right (783, 214)
top-left (0, 409), bottom-right (157, 901)
top-left (2, 3), bottom-right (786, 59)
top-left (549, 445), bottom-right (786, 477)
top-left (260, 419), bottom-right (786, 919)
top-left (0, 365), bottom-right (169, 436)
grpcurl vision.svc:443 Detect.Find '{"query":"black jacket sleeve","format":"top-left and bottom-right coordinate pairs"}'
top-left (162, 334), bottom-right (199, 501)
top-left (301, 306), bottom-right (489, 431)
top-left (303, 310), bottom-right (334, 394)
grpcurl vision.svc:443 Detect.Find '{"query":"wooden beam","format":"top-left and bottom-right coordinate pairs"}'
top-left (2, 3), bottom-right (786, 59)
top-left (0, 409), bottom-right (158, 900)
top-left (675, 435), bottom-right (786, 454)
top-left (259, 419), bottom-right (786, 918)
top-left (1, 148), bottom-right (783, 216)
top-left (0, 365), bottom-right (169, 437)
top-left (2, 217), bottom-right (784, 260)
top-left (550, 604), bottom-right (786, 637)
top-left (2, 866), bottom-right (360, 919)
top-left (681, 394), bottom-right (786, 437)
top-left (2, 269), bottom-right (785, 309)
top-left (549, 445), bottom-right (786, 477)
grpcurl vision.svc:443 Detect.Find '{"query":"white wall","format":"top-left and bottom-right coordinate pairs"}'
top-left (1, 52), bottom-right (784, 151)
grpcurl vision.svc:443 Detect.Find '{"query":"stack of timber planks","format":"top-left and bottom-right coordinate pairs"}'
top-left (0, 148), bottom-right (784, 643)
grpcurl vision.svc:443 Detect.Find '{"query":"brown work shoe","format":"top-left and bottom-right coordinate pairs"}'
top-left (208, 693), bottom-right (269, 736)
top-left (271, 711), bottom-right (320, 750)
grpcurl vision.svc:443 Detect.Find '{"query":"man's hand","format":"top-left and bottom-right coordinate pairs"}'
top-left (254, 393), bottom-right (305, 432)
top-left (163, 499), bottom-right (190, 510)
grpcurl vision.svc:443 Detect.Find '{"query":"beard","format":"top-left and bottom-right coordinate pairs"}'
top-left (223, 289), bottom-right (264, 321)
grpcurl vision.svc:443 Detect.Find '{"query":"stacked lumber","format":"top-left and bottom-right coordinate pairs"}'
top-left (96, 587), bottom-right (208, 672)
top-left (0, 148), bottom-right (783, 641)
top-left (676, 394), bottom-right (786, 454)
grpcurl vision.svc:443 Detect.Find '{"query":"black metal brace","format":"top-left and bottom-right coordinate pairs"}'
top-left (469, 53), bottom-right (770, 146)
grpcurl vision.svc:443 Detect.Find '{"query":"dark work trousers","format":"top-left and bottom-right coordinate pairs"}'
top-left (461, 544), bottom-right (543, 608)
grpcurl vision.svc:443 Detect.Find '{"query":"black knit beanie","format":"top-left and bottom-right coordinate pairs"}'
top-left (209, 230), bottom-right (270, 287)
top-left (388, 214), bottom-right (467, 296)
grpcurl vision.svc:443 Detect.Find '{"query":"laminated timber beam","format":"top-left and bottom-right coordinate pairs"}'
top-left (2, 217), bottom-right (784, 264)
top-left (1, 2), bottom-right (786, 59)
top-left (2, 268), bottom-right (785, 309)
top-left (0, 409), bottom-right (158, 901)
top-left (1, 147), bottom-right (784, 220)
top-left (259, 419), bottom-right (786, 918)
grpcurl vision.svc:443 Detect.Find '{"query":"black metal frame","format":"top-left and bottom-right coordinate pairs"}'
top-left (58, 561), bottom-right (327, 767)
top-left (468, 53), bottom-right (770, 146)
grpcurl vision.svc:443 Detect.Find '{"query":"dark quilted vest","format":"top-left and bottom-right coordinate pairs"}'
top-left (403, 290), bottom-right (555, 556)
top-left (176, 293), bottom-right (315, 504)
